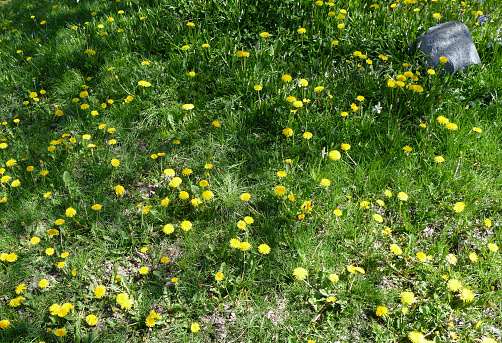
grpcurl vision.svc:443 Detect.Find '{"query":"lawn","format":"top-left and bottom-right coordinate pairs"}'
top-left (0, 0), bottom-right (501, 342)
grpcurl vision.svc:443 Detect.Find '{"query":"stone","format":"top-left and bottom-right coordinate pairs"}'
top-left (415, 21), bottom-right (481, 75)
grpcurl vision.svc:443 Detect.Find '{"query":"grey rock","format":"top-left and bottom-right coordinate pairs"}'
top-left (415, 21), bottom-right (481, 75)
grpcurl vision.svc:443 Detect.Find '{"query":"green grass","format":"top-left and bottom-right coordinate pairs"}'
top-left (1, 0), bottom-right (502, 342)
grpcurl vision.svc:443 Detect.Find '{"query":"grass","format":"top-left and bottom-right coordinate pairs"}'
top-left (1, 0), bottom-right (502, 342)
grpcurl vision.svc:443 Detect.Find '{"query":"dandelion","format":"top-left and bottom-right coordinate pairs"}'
top-left (403, 145), bottom-right (412, 152)
top-left (434, 156), bottom-right (445, 163)
top-left (302, 131), bottom-right (312, 139)
top-left (94, 285), bottom-right (106, 298)
top-left (473, 127), bottom-right (482, 133)
top-left (274, 185), bottom-right (287, 196)
top-left (293, 267), bottom-right (308, 280)
top-left (182, 168), bottom-right (193, 176)
top-left (238, 241), bottom-right (251, 251)
top-left (229, 238), bottom-right (241, 249)
top-left (297, 28), bottom-right (306, 34)
top-left (469, 252), bottom-right (479, 262)
top-left (0, 319), bottom-right (11, 329)
top-left (341, 143), bottom-right (350, 151)
top-left (397, 192), bottom-right (408, 201)
top-left (439, 56), bottom-right (448, 63)
top-left (54, 328), bottom-right (67, 337)
top-left (139, 267), bottom-right (149, 275)
top-left (212, 120), bottom-right (220, 127)
top-left (191, 322), bottom-right (200, 333)
top-left (39, 279), bottom-right (49, 288)
top-left (163, 224), bottom-right (174, 235)
top-left (437, 115), bottom-right (449, 124)
top-left (237, 220), bottom-right (246, 230)
top-left (320, 178), bottom-right (330, 187)
top-left (408, 331), bottom-right (425, 343)
top-left (259, 32), bottom-right (269, 38)
top-left (9, 297), bottom-right (25, 307)
top-left (488, 243), bottom-right (499, 252)
top-left (182, 104), bottom-right (194, 110)
top-left (180, 220), bottom-right (192, 231)
top-left (375, 306), bottom-right (388, 317)
top-left (258, 244), bottom-right (271, 255)
top-left (360, 201), bottom-right (370, 209)
top-left (15, 284), bottom-right (26, 294)
top-left (214, 272), bottom-right (224, 281)
top-left (66, 207), bottom-right (76, 217)
top-left (446, 123), bottom-right (458, 131)
top-left (401, 291), bottom-right (415, 304)
top-left (254, 85), bottom-right (262, 91)
top-left (433, 13), bottom-right (441, 19)
top-left (161, 256), bottom-right (169, 263)
top-left (115, 185), bottom-right (125, 195)
top-left (453, 202), bottom-right (465, 213)
top-left (447, 279), bottom-right (462, 292)
top-left (416, 252), bottom-right (427, 262)
top-left (279, 75), bottom-right (292, 84)
top-left (202, 190), bottom-right (214, 200)
top-left (390, 244), bottom-right (403, 255)
top-left (333, 209), bottom-right (342, 217)
top-left (460, 288), bottom-right (474, 302)
top-left (446, 253), bottom-right (457, 265)
top-left (373, 213), bottom-right (383, 223)
top-left (86, 314), bottom-right (98, 326)
top-left (329, 150), bottom-right (341, 160)
top-left (178, 191), bottom-right (189, 200)
top-left (6, 159), bottom-right (16, 167)
top-left (240, 193), bottom-right (251, 201)
top-left (30, 236), bottom-right (41, 244)
top-left (328, 273), bottom-right (339, 283)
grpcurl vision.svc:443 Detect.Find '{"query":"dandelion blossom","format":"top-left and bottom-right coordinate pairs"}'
top-left (191, 322), bottom-right (200, 333)
top-left (434, 156), bottom-right (445, 163)
top-left (214, 272), bottom-right (224, 281)
top-left (115, 185), bottom-right (125, 195)
top-left (375, 306), bottom-right (388, 317)
top-left (453, 202), bottom-right (465, 213)
top-left (94, 285), bottom-right (106, 298)
top-left (293, 267), bottom-right (308, 280)
top-left (258, 244), bottom-right (271, 255)
top-left (180, 220), bottom-right (192, 231)
top-left (65, 207), bottom-right (77, 217)
top-left (202, 190), bottom-right (214, 200)
top-left (86, 314), bottom-right (98, 326)
top-left (397, 192), bottom-right (409, 201)
top-left (54, 328), bottom-right (67, 337)
top-left (460, 288), bottom-right (474, 302)
top-left (446, 253), bottom-right (457, 265)
top-left (401, 291), bottom-right (415, 304)
top-left (408, 331), bottom-right (425, 343)
top-left (328, 150), bottom-right (341, 160)
top-left (274, 185), bottom-right (287, 196)
top-left (282, 128), bottom-right (293, 137)
top-left (447, 279), bottom-right (462, 292)
top-left (341, 143), bottom-right (351, 151)
top-left (240, 193), bottom-right (251, 201)
top-left (488, 243), bottom-right (499, 252)
top-left (390, 244), bottom-right (403, 255)
top-left (229, 238), bottom-right (241, 249)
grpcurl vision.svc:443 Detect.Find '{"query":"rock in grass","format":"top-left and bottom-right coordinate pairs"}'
top-left (415, 21), bottom-right (481, 75)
